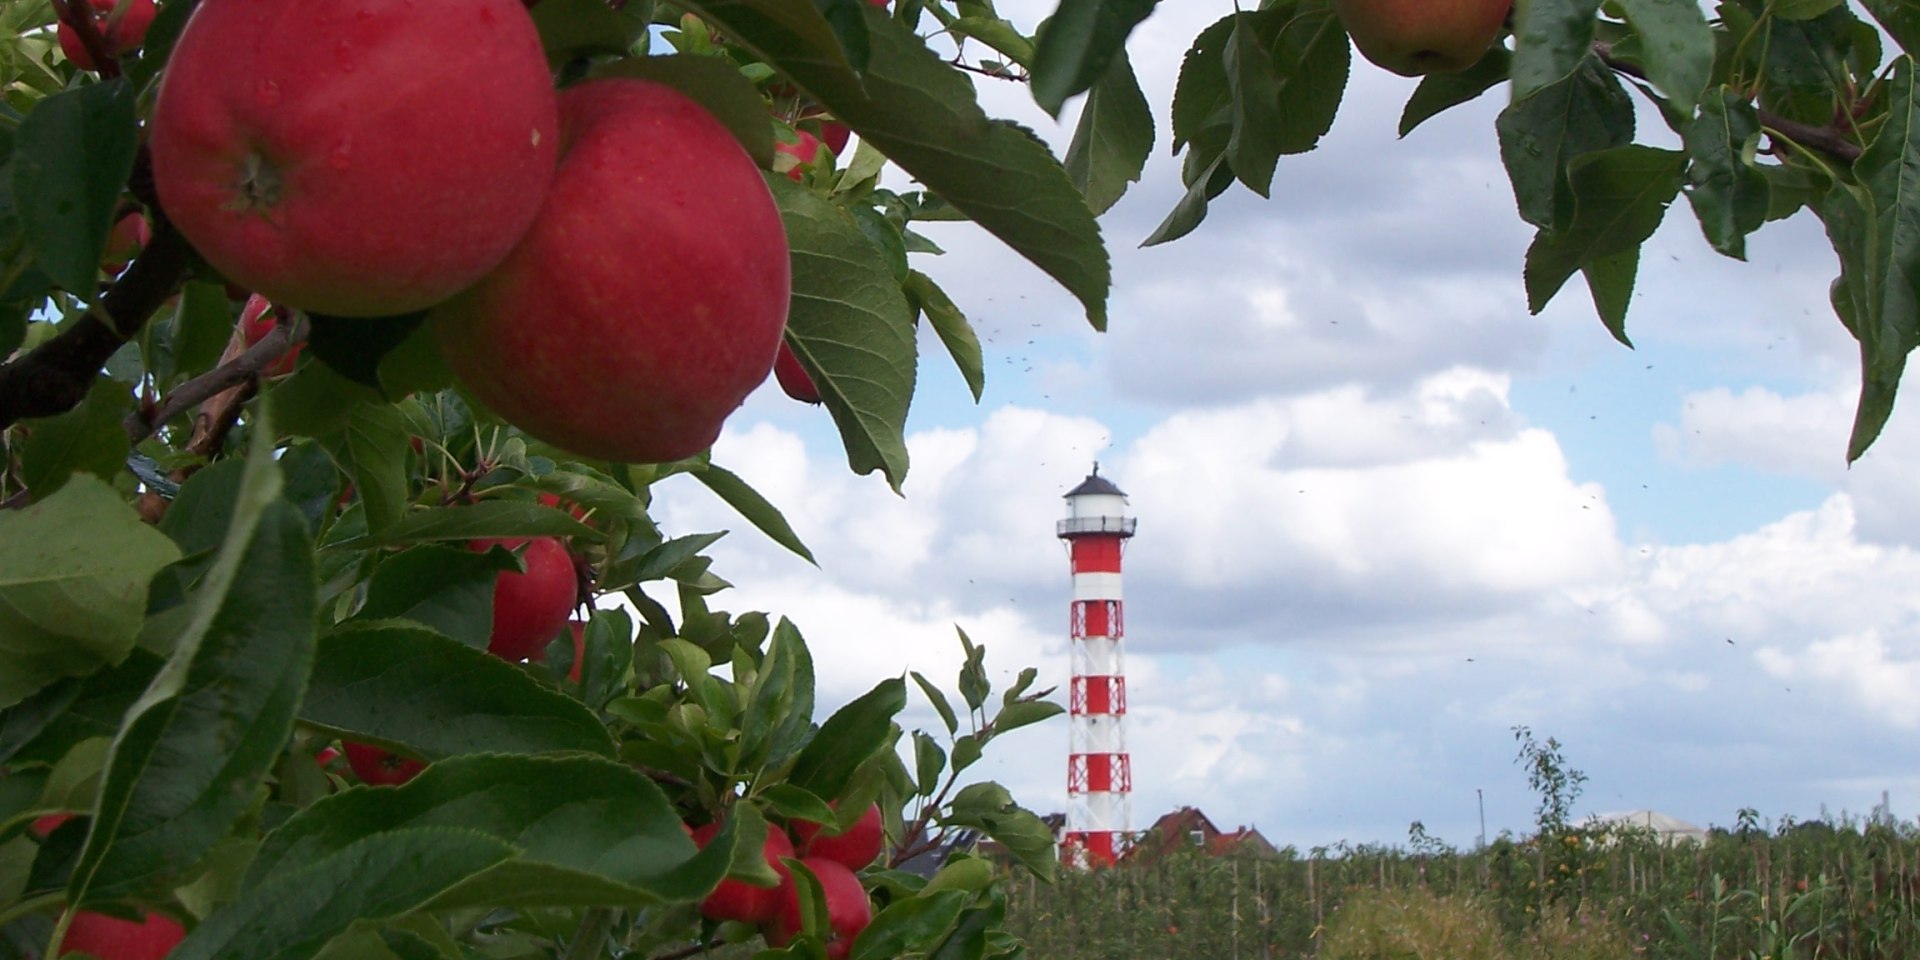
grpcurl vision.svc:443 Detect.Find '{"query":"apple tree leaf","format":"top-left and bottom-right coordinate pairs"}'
top-left (849, 890), bottom-right (971, 960)
top-left (1616, 0), bottom-right (1712, 112)
top-left (351, 546), bottom-right (522, 650)
top-left (1400, 46), bottom-right (1510, 137)
top-left (326, 500), bottom-right (597, 550)
top-left (769, 176), bottom-right (916, 490)
top-left (1029, 0), bottom-right (1161, 117)
top-left (300, 622), bottom-right (616, 760)
top-left (693, 463), bottom-right (815, 565)
top-left (1497, 57), bottom-right (1636, 231)
top-left (903, 270), bottom-right (984, 402)
top-left (1510, 0), bottom-right (1603, 101)
top-left (17, 378), bottom-right (133, 501)
top-left (689, 0), bottom-right (1110, 330)
top-left (0, 475), bottom-right (181, 710)
top-left (11, 78), bottom-right (138, 296)
top-left (1683, 88), bottom-right (1771, 260)
top-left (1523, 144), bottom-right (1685, 315)
top-left (1062, 50), bottom-right (1153, 217)
top-left (69, 404), bottom-right (316, 904)
top-left (788, 677), bottom-right (905, 801)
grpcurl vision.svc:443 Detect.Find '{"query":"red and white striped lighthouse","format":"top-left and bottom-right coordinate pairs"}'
top-left (1057, 464), bottom-right (1136, 869)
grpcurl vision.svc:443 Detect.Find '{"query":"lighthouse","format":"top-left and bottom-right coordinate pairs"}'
top-left (1057, 464), bottom-right (1136, 868)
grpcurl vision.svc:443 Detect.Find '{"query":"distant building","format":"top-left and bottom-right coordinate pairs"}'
top-left (1125, 806), bottom-right (1279, 861)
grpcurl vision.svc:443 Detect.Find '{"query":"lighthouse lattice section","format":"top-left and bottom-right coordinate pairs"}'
top-left (1057, 465), bottom-right (1135, 869)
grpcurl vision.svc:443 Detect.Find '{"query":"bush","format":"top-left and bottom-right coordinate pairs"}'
top-left (1318, 887), bottom-right (1507, 960)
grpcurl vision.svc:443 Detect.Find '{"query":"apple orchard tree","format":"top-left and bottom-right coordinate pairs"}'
top-left (0, 0), bottom-right (1910, 957)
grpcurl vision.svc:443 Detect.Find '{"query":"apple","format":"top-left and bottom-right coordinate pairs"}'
top-left (31, 813), bottom-right (73, 837)
top-left (101, 212), bottom-right (149, 272)
top-left (691, 818), bottom-right (795, 924)
top-left (470, 537), bottom-right (575, 662)
top-left (59, 910), bottom-right (186, 960)
top-left (430, 78), bottom-right (789, 463)
top-left (773, 342), bottom-right (822, 405)
top-left (774, 130), bottom-right (825, 182)
top-left (149, 0), bottom-right (560, 317)
top-left (59, 0), bottom-right (157, 71)
top-left (817, 122), bottom-right (852, 157)
top-left (537, 491), bottom-right (591, 524)
top-left (1331, 0), bottom-right (1510, 76)
top-left (343, 741), bottom-right (426, 786)
top-left (790, 803), bottom-right (883, 869)
top-left (767, 857), bottom-right (872, 959)
top-left (565, 620), bottom-right (586, 682)
top-left (239, 294), bottom-right (303, 377)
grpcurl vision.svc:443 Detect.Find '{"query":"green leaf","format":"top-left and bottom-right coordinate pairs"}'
top-left (1062, 51), bottom-right (1153, 217)
top-left (912, 731), bottom-right (945, 797)
top-left (1683, 89), bottom-right (1770, 260)
top-left (694, 463), bottom-right (815, 564)
top-left (1523, 145), bottom-right (1685, 314)
top-left (1616, 0), bottom-right (1712, 111)
top-left (1142, 150), bottom-right (1233, 246)
top-left (325, 402), bottom-right (412, 537)
top-left (300, 622), bottom-right (616, 759)
top-left (690, 0), bottom-right (1110, 330)
top-left (70, 413), bottom-right (316, 904)
top-left (850, 890), bottom-right (970, 960)
top-left (909, 671), bottom-right (959, 735)
top-left (594, 53), bottom-right (776, 169)
top-left (1861, 0), bottom-right (1920, 57)
top-left (940, 783), bottom-right (1055, 881)
top-left (0, 476), bottom-right (181, 709)
top-left (903, 271), bottom-right (984, 402)
top-left (1400, 46), bottom-right (1510, 138)
top-left (1509, 0), bottom-right (1603, 101)
top-left (760, 782), bottom-right (837, 827)
top-left (1815, 56), bottom-right (1920, 460)
top-left (350, 546), bottom-right (520, 649)
top-left (1581, 246), bottom-right (1639, 347)
top-left (789, 677), bottom-right (906, 800)
top-left (531, 0), bottom-right (636, 62)
top-left (990, 699), bottom-right (1064, 737)
top-left (169, 282), bottom-right (241, 381)
top-left (12, 79), bottom-right (138, 295)
top-left (0, 651), bottom-right (159, 768)
top-left (814, 0), bottom-right (873, 75)
top-left (946, 17), bottom-right (1036, 67)
top-left (327, 500), bottom-right (597, 550)
top-left (1029, 0), bottom-right (1161, 118)
top-left (244, 754), bottom-right (715, 905)
top-left (1170, 15), bottom-right (1234, 154)
top-left (1497, 57), bottom-right (1637, 230)
top-left (1224, 11), bottom-right (1285, 198)
top-left (771, 176), bottom-right (916, 490)
top-left (170, 828), bottom-right (517, 960)
top-left (739, 617), bottom-right (806, 770)
top-left (17, 378), bottom-right (132, 500)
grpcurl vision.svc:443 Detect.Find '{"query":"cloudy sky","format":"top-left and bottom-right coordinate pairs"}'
top-left (655, 2), bottom-right (1920, 852)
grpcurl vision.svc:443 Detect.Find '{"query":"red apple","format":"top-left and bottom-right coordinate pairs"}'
top-left (768, 857), bottom-right (872, 959)
top-left (817, 122), bottom-right (852, 156)
top-left (430, 78), bottom-right (789, 463)
top-left (470, 537), bottom-right (575, 662)
top-left (691, 819), bottom-right (795, 925)
top-left (239, 294), bottom-right (303, 377)
top-left (149, 0), bottom-right (560, 317)
top-left (1331, 0), bottom-right (1510, 76)
top-left (59, 0), bottom-right (156, 71)
top-left (343, 741), bottom-right (426, 786)
top-left (536, 491), bottom-right (591, 523)
top-left (773, 341), bottom-right (822, 405)
top-left (565, 621), bottom-right (585, 682)
top-left (774, 130), bottom-right (825, 182)
top-left (790, 803), bottom-right (883, 869)
top-left (31, 813), bottom-right (73, 837)
top-left (101, 212), bottom-right (149, 272)
top-left (59, 909), bottom-right (185, 960)
top-left (314, 745), bottom-right (342, 768)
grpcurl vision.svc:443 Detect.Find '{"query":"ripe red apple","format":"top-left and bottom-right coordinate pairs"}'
top-left (101, 212), bottom-right (149, 272)
top-left (817, 122), bottom-right (852, 156)
top-left (59, 910), bottom-right (186, 960)
top-left (790, 803), bottom-right (883, 869)
top-left (430, 78), bottom-right (789, 463)
top-left (59, 0), bottom-right (157, 71)
top-left (691, 819), bottom-right (795, 925)
top-left (774, 130), bottom-right (825, 182)
top-left (469, 537), bottom-right (575, 662)
top-left (239, 294), bottom-right (302, 377)
top-left (1332, 0), bottom-right (1510, 76)
top-left (343, 741), bottom-right (426, 786)
top-left (768, 857), bottom-right (872, 959)
top-left (149, 0), bottom-right (560, 317)
top-left (31, 813), bottom-right (73, 837)
top-left (536, 491), bottom-right (591, 524)
top-left (773, 342), bottom-right (822, 405)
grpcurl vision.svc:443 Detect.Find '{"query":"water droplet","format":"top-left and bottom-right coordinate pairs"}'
top-left (254, 79), bottom-right (282, 107)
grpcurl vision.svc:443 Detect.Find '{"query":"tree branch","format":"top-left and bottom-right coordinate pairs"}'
top-left (1595, 41), bottom-right (1863, 164)
top-left (125, 311), bottom-right (307, 445)
top-left (49, 0), bottom-right (119, 78)
top-left (0, 219), bottom-right (192, 430)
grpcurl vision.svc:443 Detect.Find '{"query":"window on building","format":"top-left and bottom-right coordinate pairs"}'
top-left (1189, 829), bottom-right (1205, 846)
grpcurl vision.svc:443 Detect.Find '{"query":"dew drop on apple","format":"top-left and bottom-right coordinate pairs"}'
top-left (254, 79), bottom-right (282, 107)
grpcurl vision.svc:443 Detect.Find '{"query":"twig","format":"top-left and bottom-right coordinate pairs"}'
top-left (948, 58), bottom-right (1027, 82)
top-left (0, 218), bottom-right (191, 430)
top-left (125, 312), bottom-right (308, 445)
top-left (1595, 41), bottom-right (1862, 163)
top-left (49, 0), bottom-right (119, 78)
top-left (649, 938), bottom-right (720, 960)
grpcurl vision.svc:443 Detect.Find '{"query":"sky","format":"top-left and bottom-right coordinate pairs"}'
top-left (654, 2), bottom-right (1920, 853)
